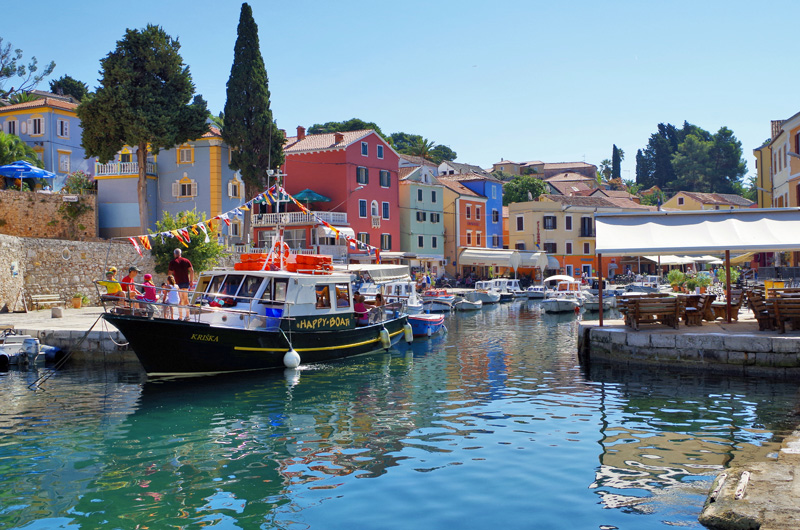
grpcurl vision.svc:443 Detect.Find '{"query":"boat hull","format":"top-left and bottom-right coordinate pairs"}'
top-left (540, 298), bottom-right (581, 313)
top-left (408, 313), bottom-right (445, 337)
top-left (455, 299), bottom-right (482, 311)
top-left (103, 313), bottom-right (408, 376)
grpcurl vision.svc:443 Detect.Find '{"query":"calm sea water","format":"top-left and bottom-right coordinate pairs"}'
top-left (2, 302), bottom-right (800, 530)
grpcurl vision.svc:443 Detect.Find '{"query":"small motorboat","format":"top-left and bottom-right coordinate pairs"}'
top-left (526, 285), bottom-right (548, 299)
top-left (454, 297), bottom-right (482, 311)
top-left (466, 284), bottom-right (501, 304)
top-left (475, 280), bottom-right (512, 302)
top-left (540, 276), bottom-right (585, 314)
top-left (408, 313), bottom-right (446, 337)
top-left (583, 292), bottom-right (616, 311)
top-left (0, 331), bottom-right (62, 369)
top-left (420, 289), bottom-right (455, 312)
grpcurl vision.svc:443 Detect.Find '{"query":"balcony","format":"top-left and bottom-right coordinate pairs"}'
top-left (251, 211), bottom-right (348, 228)
top-left (371, 215), bottom-right (381, 229)
top-left (580, 229), bottom-right (594, 237)
top-left (95, 161), bottom-right (157, 176)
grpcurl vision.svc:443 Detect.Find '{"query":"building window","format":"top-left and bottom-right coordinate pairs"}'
top-left (416, 211), bottom-right (427, 222)
top-left (543, 242), bottom-right (557, 253)
top-left (466, 205), bottom-right (471, 219)
top-left (476, 207), bottom-right (482, 220)
top-left (177, 145), bottom-right (193, 164)
top-left (565, 241), bottom-right (573, 254)
top-left (381, 233), bottom-right (391, 250)
top-left (516, 215), bottom-right (524, 232)
top-left (678, 197), bottom-right (684, 205)
top-left (492, 185), bottom-right (496, 199)
top-left (430, 212), bottom-right (440, 223)
top-left (227, 178), bottom-right (242, 199)
top-left (382, 201), bottom-right (390, 219)
top-left (172, 177), bottom-right (197, 198)
top-left (231, 220), bottom-right (241, 237)
top-left (358, 232), bottom-right (370, 245)
top-left (492, 234), bottom-right (500, 247)
top-left (583, 242), bottom-right (590, 254)
top-left (515, 242), bottom-right (525, 250)
top-left (492, 209), bottom-right (499, 223)
top-left (31, 116), bottom-right (43, 136)
top-left (543, 215), bottom-right (557, 230)
top-left (476, 232), bottom-right (482, 246)
top-left (120, 151), bottom-right (132, 163)
top-left (380, 170), bottom-right (391, 187)
top-left (358, 199), bottom-right (367, 218)
top-left (417, 188), bottom-right (423, 201)
top-left (361, 142), bottom-right (368, 156)
top-left (357, 166), bottom-right (369, 184)
top-left (371, 200), bottom-right (379, 217)
top-left (58, 152), bottom-right (70, 173)
top-left (431, 190), bottom-right (437, 203)
top-left (565, 215), bottom-right (572, 231)
top-left (377, 145), bottom-right (384, 159)
top-left (466, 231), bottom-right (472, 245)
top-left (5, 119), bottom-right (17, 135)
top-left (57, 119), bottom-right (69, 138)
top-left (418, 235), bottom-right (424, 248)
top-left (432, 236), bottom-right (438, 249)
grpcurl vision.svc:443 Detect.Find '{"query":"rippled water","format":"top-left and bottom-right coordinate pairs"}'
top-left (2, 301), bottom-right (799, 529)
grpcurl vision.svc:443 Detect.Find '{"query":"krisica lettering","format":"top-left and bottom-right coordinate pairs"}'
top-left (191, 333), bottom-right (219, 342)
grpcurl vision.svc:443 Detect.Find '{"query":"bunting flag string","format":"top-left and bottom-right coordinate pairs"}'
top-left (121, 182), bottom-right (383, 264)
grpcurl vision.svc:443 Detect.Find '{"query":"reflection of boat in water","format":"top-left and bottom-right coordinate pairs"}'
top-left (102, 266), bottom-right (409, 377)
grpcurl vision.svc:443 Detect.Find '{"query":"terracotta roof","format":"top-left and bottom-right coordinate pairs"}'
top-left (539, 194), bottom-right (654, 211)
top-left (398, 167), bottom-right (416, 180)
top-left (441, 160), bottom-right (490, 175)
top-left (283, 129), bottom-right (374, 153)
top-left (453, 171), bottom-right (501, 183)
top-left (602, 197), bottom-right (657, 210)
top-left (677, 191), bottom-right (754, 207)
top-left (544, 172), bottom-right (594, 182)
top-left (548, 180), bottom-right (593, 196)
top-left (592, 189), bottom-right (638, 200)
top-left (399, 153), bottom-right (437, 167)
top-left (493, 159), bottom-right (519, 165)
top-left (0, 97), bottom-right (78, 113)
top-left (201, 125), bottom-right (222, 138)
top-left (543, 162), bottom-right (596, 170)
top-left (437, 175), bottom-right (483, 198)
top-left (714, 193), bottom-right (756, 207)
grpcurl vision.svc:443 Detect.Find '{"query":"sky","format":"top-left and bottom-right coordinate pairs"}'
top-left (3, 0), bottom-right (799, 181)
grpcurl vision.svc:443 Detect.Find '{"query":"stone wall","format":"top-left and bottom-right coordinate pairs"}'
top-left (0, 189), bottom-right (97, 240)
top-left (0, 234), bottom-right (157, 311)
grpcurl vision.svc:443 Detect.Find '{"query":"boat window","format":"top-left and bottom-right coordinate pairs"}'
top-left (335, 284), bottom-right (350, 308)
top-left (316, 285), bottom-right (331, 309)
top-left (207, 275), bottom-right (226, 297)
top-left (258, 279), bottom-right (274, 304)
top-left (237, 276), bottom-right (263, 303)
top-left (191, 275), bottom-right (211, 304)
top-left (222, 274), bottom-right (244, 297)
top-left (273, 279), bottom-right (288, 302)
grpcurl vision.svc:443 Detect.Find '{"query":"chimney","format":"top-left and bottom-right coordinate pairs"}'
top-left (297, 125), bottom-right (306, 140)
top-left (334, 132), bottom-right (344, 144)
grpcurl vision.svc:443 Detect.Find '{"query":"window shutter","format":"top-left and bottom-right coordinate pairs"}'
top-left (228, 181), bottom-right (234, 197)
top-left (172, 181), bottom-right (180, 197)
top-left (191, 181), bottom-right (198, 197)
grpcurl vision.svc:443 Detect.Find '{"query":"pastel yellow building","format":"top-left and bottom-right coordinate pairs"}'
top-left (662, 191), bottom-right (754, 211)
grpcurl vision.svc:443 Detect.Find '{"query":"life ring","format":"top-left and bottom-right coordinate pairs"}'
top-left (268, 241), bottom-right (291, 263)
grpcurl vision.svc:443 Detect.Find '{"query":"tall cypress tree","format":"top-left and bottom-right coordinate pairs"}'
top-left (611, 144), bottom-right (622, 181)
top-left (223, 3), bottom-right (285, 201)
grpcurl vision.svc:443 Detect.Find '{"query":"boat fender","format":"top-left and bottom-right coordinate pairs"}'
top-left (574, 305), bottom-right (580, 315)
top-left (380, 328), bottom-right (391, 349)
top-left (403, 323), bottom-right (413, 343)
top-left (283, 349), bottom-right (301, 368)
top-left (426, 326), bottom-right (432, 337)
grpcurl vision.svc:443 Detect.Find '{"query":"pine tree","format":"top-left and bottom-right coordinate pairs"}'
top-left (223, 3), bottom-right (285, 200)
top-left (611, 144), bottom-right (622, 181)
top-left (78, 24), bottom-right (209, 233)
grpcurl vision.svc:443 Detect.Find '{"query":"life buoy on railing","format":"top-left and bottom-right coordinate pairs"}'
top-left (268, 241), bottom-right (291, 264)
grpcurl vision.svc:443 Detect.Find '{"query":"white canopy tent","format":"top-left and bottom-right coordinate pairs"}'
top-left (594, 208), bottom-right (800, 325)
top-left (458, 248), bottom-right (518, 267)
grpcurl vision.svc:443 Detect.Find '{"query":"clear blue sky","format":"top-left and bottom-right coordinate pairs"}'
top-left (4, 0), bottom-right (798, 181)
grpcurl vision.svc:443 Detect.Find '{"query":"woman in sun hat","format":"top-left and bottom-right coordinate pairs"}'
top-left (97, 267), bottom-right (123, 298)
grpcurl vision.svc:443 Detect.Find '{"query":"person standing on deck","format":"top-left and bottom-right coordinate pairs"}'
top-left (168, 248), bottom-right (194, 321)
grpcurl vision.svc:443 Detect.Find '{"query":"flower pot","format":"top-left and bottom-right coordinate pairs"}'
top-left (672, 284), bottom-right (681, 292)
top-left (72, 297), bottom-right (82, 309)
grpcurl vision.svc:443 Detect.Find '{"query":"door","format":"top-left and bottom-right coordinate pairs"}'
top-left (565, 264), bottom-right (573, 277)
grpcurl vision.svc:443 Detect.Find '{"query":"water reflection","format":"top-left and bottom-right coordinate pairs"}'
top-left (1, 304), bottom-right (798, 529)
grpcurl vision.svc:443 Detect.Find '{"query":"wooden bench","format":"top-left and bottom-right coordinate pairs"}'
top-left (747, 290), bottom-right (775, 331)
top-left (626, 297), bottom-right (680, 331)
top-left (29, 294), bottom-right (63, 310)
top-left (773, 297), bottom-right (800, 334)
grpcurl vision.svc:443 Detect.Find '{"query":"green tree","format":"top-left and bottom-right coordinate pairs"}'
top-left (611, 144), bottom-right (624, 180)
top-left (208, 111), bottom-right (224, 130)
top-left (8, 91), bottom-right (41, 104)
top-left (387, 131), bottom-right (422, 152)
top-left (672, 134), bottom-right (713, 191)
top-left (309, 118), bottom-right (386, 140)
top-left (149, 210), bottom-right (227, 274)
top-left (0, 37), bottom-right (55, 97)
top-left (0, 130), bottom-right (42, 166)
top-left (223, 3), bottom-right (285, 201)
top-left (502, 174), bottom-right (547, 205)
top-left (406, 137), bottom-right (436, 160)
top-left (78, 24), bottom-right (208, 233)
top-left (49, 74), bottom-right (89, 101)
top-left (491, 170), bottom-right (516, 182)
top-left (429, 144), bottom-right (457, 164)
top-left (598, 158), bottom-right (612, 181)
top-left (708, 126), bottom-right (747, 194)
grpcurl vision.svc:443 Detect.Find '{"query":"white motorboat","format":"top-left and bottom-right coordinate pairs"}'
top-left (465, 285), bottom-right (501, 304)
top-left (382, 280), bottom-right (423, 314)
top-left (420, 289), bottom-right (455, 312)
top-left (504, 279), bottom-right (529, 299)
top-left (540, 276), bottom-right (585, 313)
top-left (454, 296), bottom-right (483, 311)
top-left (526, 285), bottom-right (548, 299)
top-left (476, 280), bottom-right (512, 302)
top-left (583, 292), bottom-right (615, 311)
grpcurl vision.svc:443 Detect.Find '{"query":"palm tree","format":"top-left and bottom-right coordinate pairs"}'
top-left (407, 138), bottom-right (436, 160)
top-left (0, 131), bottom-right (42, 166)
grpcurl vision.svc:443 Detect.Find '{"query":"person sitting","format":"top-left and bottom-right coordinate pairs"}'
top-left (365, 292), bottom-right (384, 307)
top-left (353, 293), bottom-right (369, 325)
top-left (97, 267), bottom-right (123, 302)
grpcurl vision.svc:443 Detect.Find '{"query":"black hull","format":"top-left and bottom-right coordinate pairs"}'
top-left (103, 313), bottom-right (408, 376)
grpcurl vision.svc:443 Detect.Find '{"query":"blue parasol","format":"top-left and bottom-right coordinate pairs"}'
top-left (0, 160), bottom-right (57, 180)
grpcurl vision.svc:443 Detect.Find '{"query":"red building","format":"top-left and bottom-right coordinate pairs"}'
top-left (278, 127), bottom-right (400, 261)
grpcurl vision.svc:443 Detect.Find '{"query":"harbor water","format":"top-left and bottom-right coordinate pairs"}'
top-left (2, 301), bottom-right (800, 529)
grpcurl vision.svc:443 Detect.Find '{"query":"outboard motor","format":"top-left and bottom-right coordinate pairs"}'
top-left (0, 349), bottom-right (9, 370)
top-left (23, 338), bottom-right (40, 366)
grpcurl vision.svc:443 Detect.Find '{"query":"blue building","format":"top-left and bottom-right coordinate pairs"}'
top-left (454, 174), bottom-right (504, 249)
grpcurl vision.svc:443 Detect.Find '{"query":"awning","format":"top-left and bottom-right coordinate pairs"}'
top-left (316, 225), bottom-right (355, 239)
top-left (595, 208), bottom-right (800, 255)
top-left (518, 251), bottom-right (548, 269)
top-left (730, 251), bottom-right (756, 264)
top-left (547, 256), bottom-right (560, 269)
top-left (643, 255), bottom-right (696, 266)
top-left (458, 248), bottom-right (518, 267)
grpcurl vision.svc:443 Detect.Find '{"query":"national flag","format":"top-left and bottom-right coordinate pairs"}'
top-left (128, 237), bottom-right (143, 257)
top-left (139, 235), bottom-right (152, 251)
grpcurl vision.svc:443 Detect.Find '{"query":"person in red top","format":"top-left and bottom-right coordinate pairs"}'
top-left (168, 248), bottom-right (194, 320)
top-left (121, 266), bottom-right (143, 307)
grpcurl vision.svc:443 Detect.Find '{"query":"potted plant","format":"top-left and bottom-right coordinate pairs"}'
top-left (717, 267), bottom-right (740, 288)
top-left (666, 269), bottom-right (685, 292)
top-left (72, 293), bottom-right (89, 309)
top-left (685, 278), bottom-right (698, 294)
top-left (696, 274), bottom-right (711, 293)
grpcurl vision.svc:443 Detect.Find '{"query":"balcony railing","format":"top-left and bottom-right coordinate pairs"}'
top-left (580, 229), bottom-right (594, 237)
top-left (250, 211), bottom-right (347, 228)
top-left (371, 215), bottom-right (381, 229)
top-left (95, 161), bottom-right (157, 176)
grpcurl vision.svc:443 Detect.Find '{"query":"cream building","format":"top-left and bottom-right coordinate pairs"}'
top-left (662, 191), bottom-right (754, 211)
